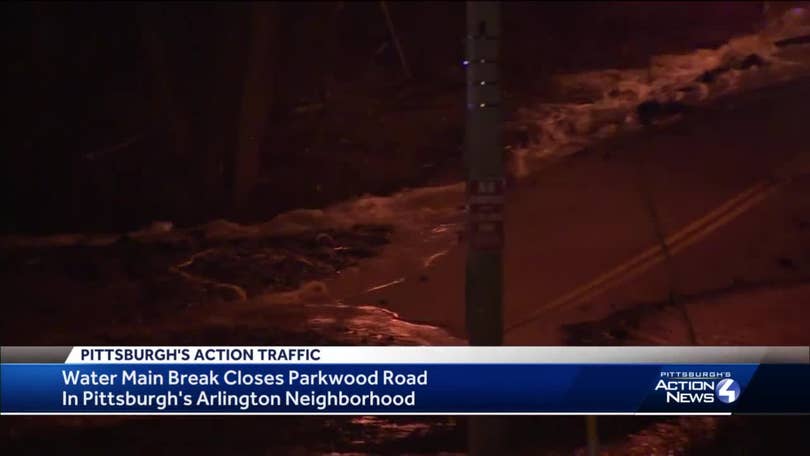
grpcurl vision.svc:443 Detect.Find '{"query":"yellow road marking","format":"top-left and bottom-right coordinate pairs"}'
top-left (507, 179), bottom-right (779, 331)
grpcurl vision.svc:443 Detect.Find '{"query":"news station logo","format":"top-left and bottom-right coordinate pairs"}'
top-left (654, 371), bottom-right (741, 405)
top-left (715, 378), bottom-right (741, 404)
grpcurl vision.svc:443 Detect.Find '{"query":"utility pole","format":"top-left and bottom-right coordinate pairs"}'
top-left (465, 1), bottom-right (503, 346)
top-left (465, 2), bottom-right (505, 454)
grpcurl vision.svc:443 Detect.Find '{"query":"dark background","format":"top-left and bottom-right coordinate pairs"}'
top-left (3, 2), bottom-right (763, 234)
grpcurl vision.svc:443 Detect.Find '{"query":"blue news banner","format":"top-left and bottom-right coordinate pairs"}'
top-left (2, 363), bottom-right (809, 414)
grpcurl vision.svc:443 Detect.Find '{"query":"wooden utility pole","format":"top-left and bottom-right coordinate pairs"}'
top-left (465, 0), bottom-right (503, 347)
top-left (465, 2), bottom-right (505, 454)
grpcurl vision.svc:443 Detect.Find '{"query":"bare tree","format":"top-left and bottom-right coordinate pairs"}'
top-left (137, 4), bottom-right (189, 162)
top-left (233, 2), bottom-right (278, 209)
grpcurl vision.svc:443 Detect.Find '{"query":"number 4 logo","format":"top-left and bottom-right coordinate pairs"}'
top-left (716, 378), bottom-right (741, 404)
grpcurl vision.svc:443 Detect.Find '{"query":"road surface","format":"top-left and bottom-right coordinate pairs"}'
top-left (338, 77), bottom-right (810, 346)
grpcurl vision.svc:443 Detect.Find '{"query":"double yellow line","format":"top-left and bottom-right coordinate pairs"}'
top-left (506, 179), bottom-right (781, 333)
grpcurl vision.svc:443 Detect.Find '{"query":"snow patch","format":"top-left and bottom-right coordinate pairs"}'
top-left (513, 16), bottom-right (810, 177)
top-left (2, 183), bottom-right (464, 249)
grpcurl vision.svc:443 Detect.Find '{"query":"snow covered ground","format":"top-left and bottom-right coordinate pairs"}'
top-left (511, 7), bottom-right (810, 177)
